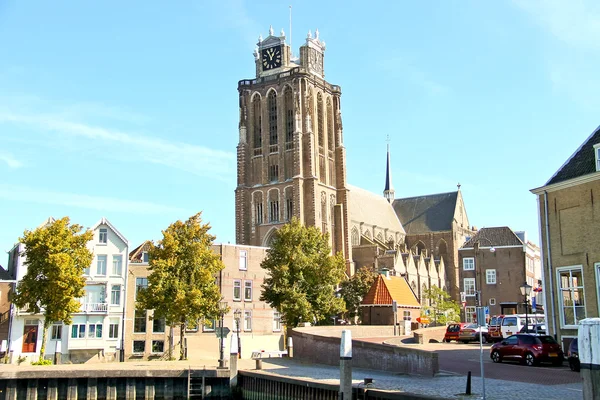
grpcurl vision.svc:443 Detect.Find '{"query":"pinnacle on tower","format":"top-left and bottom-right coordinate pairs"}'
top-left (384, 140), bottom-right (395, 203)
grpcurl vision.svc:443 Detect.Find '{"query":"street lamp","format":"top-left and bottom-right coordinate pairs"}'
top-left (520, 282), bottom-right (532, 333)
top-left (234, 308), bottom-right (242, 359)
top-left (218, 301), bottom-right (228, 368)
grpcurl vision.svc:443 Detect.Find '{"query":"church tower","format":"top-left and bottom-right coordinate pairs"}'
top-left (383, 142), bottom-right (395, 203)
top-left (235, 26), bottom-right (352, 266)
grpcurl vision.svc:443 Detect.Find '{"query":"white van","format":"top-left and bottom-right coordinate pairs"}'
top-left (500, 314), bottom-right (545, 338)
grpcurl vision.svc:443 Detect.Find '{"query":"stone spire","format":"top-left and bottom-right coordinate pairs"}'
top-left (384, 140), bottom-right (395, 203)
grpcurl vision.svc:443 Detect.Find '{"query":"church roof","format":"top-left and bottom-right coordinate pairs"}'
top-left (392, 191), bottom-right (458, 234)
top-left (347, 184), bottom-right (405, 235)
top-left (361, 274), bottom-right (420, 308)
top-left (545, 126), bottom-right (600, 185)
top-left (461, 227), bottom-right (524, 248)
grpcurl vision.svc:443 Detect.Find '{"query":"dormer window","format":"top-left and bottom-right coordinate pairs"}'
top-left (99, 228), bottom-right (107, 244)
top-left (594, 143), bottom-right (600, 171)
top-left (142, 252), bottom-right (149, 263)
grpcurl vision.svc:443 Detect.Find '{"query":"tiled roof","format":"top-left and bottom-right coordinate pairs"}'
top-left (461, 227), bottom-right (523, 248)
top-left (546, 126), bottom-right (600, 185)
top-left (129, 240), bottom-right (152, 262)
top-left (362, 275), bottom-right (420, 308)
top-left (347, 184), bottom-right (405, 235)
top-left (392, 192), bottom-right (458, 234)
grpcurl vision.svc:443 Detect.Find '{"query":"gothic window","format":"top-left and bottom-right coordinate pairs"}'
top-left (284, 87), bottom-right (294, 147)
top-left (330, 194), bottom-right (335, 231)
top-left (415, 241), bottom-right (426, 256)
top-left (254, 192), bottom-right (263, 225)
top-left (285, 187), bottom-right (293, 221)
top-left (351, 227), bottom-right (359, 246)
top-left (253, 96), bottom-right (262, 153)
top-left (437, 239), bottom-right (448, 259)
top-left (268, 91), bottom-right (277, 148)
top-left (317, 93), bottom-right (324, 150)
top-left (327, 98), bottom-right (334, 150)
top-left (269, 164), bottom-right (279, 183)
top-left (269, 200), bottom-right (279, 223)
top-left (321, 192), bottom-right (327, 233)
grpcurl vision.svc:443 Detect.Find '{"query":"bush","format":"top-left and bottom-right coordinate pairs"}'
top-left (31, 358), bottom-right (53, 366)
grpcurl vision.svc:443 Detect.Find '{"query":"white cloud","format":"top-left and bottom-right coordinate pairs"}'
top-left (0, 153), bottom-right (23, 168)
top-left (0, 111), bottom-right (235, 181)
top-left (0, 184), bottom-right (185, 214)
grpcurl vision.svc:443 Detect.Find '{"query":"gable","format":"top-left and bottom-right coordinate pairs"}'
top-left (362, 275), bottom-right (420, 308)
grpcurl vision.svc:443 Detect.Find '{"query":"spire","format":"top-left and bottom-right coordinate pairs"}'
top-left (384, 137), bottom-right (395, 203)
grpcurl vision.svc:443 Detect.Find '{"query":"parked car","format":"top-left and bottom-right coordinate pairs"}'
top-left (519, 324), bottom-right (547, 335)
top-left (490, 334), bottom-right (564, 366)
top-left (458, 324), bottom-right (490, 343)
top-left (488, 315), bottom-right (504, 342)
top-left (444, 323), bottom-right (469, 343)
top-left (568, 338), bottom-right (580, 372)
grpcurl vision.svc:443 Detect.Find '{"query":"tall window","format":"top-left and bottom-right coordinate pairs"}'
top-left (273, 311), bottom-right (282, 332)
top-left (111, 285), bottom-right (121, 305)
top-left (486, 270), bottom-right (496, 284)
top-left (269, 200), bottom-right (279, 222)
top-left (136, 278), bottom-right (148, 299)
top-left (142, 252), bottom-right (149, 263)
top-left (464, 278), bottom-right (476, 296)
top-left (351, 228), bottom-right (359, 246)
top-left (71, 324), bottom-right (86, 338)
top-left (153, 317), bottom-right (165, 333)
top-left (239, 250), bottom-right (247, 271)
top-left (465, 306), bottom-right (476, 323)
top-left (253, 97), bottom-right (262, 151)
top-left (327, 98), bottom-right (334, 150)
top-left (269, 164), bottom-right (279, 182)
top-left (134, 310), bottom-right (147, 333)
top-left (96, 255), bottom-right (107, 276)
top-left (244, 310), bottom-right (252, 331)
top-left (112, 255), bottom-right (122, 275)
top-left (233, 280), bottom-right (242, 301)
top-left (88, 324), bottom-right (103, 338)
top-left (51, 325), bottom-right (62, 340)
top-left (99, 228), bottom-right (107, 244)
top-left (463, 258), bottom-right (475, 271)
top-left (109, 320), bottom-right (119, 339)
top-left (317, 93), bottom-right (324, 149)
top-left (244, 280), bottom-right (252, 301)
top-left (286, 198), bottom-right (293, 221)
top-left (284, 88), bottom-right (294, 145)
top-left (557, 266), bottom-right (586, 327)
top-left (255, 202), bottom-right (263, 225)
top-left (268, 91), bottom-right (277, 147)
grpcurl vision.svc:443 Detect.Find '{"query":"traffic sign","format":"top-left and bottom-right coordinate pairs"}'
top-left (215, 327), bottom-right (230, 338)
top-left (417, 317), bottom-right (430, 324)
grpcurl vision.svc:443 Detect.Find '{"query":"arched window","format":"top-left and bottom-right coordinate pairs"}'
top-left (327, 97), bottom-right (334, 150)
top-left (416, 241), bottom-right (426, 256)
top-left (284, 187), bottom-right (293, 221)
top-left (253, 96), bottom-right (262, 152)
top-left (317, 93), bottom-right (324, 150)
top-left (284, 87), bottom-right (294, 146)
top-left (268, 91), bottom-right (277, 147)
top-left (321, 192), bottom-right (327, 233)
top-left (421, 284), bottom-right (428, 305)
top-left (351, 227), bottom-right (359, 246)
top-left (437, 239), bottom-right (448, 259)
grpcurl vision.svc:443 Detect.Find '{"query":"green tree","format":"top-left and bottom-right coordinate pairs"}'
top-left (422, 285), bottom-right (461, 325)
top-left (339, 266), bottom-right (378, 321)
top-left (260, 218), bottom-right (346, 327)
top-left (136, 213), bottom-right (225, 360)
top-left (12, 217), bottom-right (94, 361)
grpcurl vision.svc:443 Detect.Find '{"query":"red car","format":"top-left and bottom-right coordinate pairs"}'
top-left (443, 323), bottom-right (469, 343)
top-left (490, 334), bottom-right (564, 366)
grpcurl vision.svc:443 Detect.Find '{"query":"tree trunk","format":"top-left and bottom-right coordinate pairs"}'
top-left (40, 318), bottom-right (50, 361)
top-left (168, 326), bottom-right (174, 360)
top-left (179, 322), bottom-right (186, 360)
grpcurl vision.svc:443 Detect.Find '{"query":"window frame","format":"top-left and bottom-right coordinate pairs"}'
top-left (556, 265), bottom-right (586, 329)
top-left (463, 257), bottom-right (475, 271)
top-left (486, 269), bottom-right (496, 285)
top-left (594, 143), bottom-right (600, 171)
top-left (233, 279), bottom-right (242, 301)
top-left (96, 255), bottom-right (107, 276)
top-left (110, 285), bottom-right (121, 305)
top-left (99, 228), bottom-right (108, 244)
top-left (153, 317), bottom-right (166, 333)
top-left (151, 340), bottom-right (164, 354)
top-left (464, 278), bottom-right (476, 296)
top-left (244, 310), bottom-right (252, 331)
top-left (109, 322), bottom-right (119, 339)
top-left (244, 280), bottom-right (252, 302)
top-left (133, 340), bottom-right (145, 355)
top-left (71, 324), bottom-right (86, 339)
top-left (273, 311), bottom-right (282, 332)
top-left (202, 319), bottom-right (216, 332)
top-left (465, 306), bottom-right (476, 323)
top-left (112, 255), bottom-right (123, 276)
top-left (239, 250), bottom-right (247, 271)
top-left (134, 310), bottom-right (147, 333)
top-left (135, 277), bottom-right (148, 300)
top-left (489, 298), bottom-right (496, 306)
top-left (51, 324), bottom-right (62, 340)
top-left (87, 323), bottom-right (103, 339)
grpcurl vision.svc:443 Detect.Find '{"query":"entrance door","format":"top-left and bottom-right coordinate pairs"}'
top-left (22, 325), bottom-right (38, 353)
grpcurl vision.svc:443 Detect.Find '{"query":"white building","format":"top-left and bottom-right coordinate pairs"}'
top-left (5, 217), bottom-right (128, 364)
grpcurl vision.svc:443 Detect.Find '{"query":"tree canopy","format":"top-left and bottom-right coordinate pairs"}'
top-left (260, 218), bottom-right (346, 327)
top-left (12, 217), bottom-right (94, 360)
top-left (421, 285), bottom-right (461, 325)
top-left (339, 266), bottom-right (378, 321)
top-left (136, 212), bottom-right (224, 360)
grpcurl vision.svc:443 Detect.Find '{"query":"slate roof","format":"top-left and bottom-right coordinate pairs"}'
top-left (0, 267), bottom-right (12, 281)
top-left (347, 184), bottom-right (405, 235)
top-left (361, 274), bottom-right (420, 308)
top-left (461, 227), bottom-right (524, 248)
top-left (546, 126), bottom-right (600, 185)
top-left (129, 240), bottom-right (151, 263)
top-left (392, 192), bottom-right (458, 234)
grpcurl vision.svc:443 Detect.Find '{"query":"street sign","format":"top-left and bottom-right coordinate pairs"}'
top-left (476, 307), bottom-right (486, 327)
top-left (484, 306), bottom-right (489, 315)
top-left (418, 317), bottom-right (430, 324)
top-left (215, 327), bottom-right (230, 338)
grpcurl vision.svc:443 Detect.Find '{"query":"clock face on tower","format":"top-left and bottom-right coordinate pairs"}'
top-left (261, 46), bottom-right (282, 70)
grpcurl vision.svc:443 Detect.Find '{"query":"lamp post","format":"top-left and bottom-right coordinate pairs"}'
top-left (520, 282), bottom-right (532, 333)
top-left (234, 308), bottom-right (242, 359)
top-left (218, 301), bottom-right (228, 369)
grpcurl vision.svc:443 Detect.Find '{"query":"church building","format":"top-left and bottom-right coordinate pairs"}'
top-left (235, 26), bottom-right (472, 302)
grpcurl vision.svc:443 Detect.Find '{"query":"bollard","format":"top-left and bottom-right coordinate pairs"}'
top-left (579, 318), bottom-right (600, 400)
top-left (339, 330), bottom-right (352, 400)
top-left (287, 336), bottom-right (294, 358)
top-left (465, 371), bottom-right (471, 395)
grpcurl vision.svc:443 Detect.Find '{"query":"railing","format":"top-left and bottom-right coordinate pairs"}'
top-left (238, 67), bottom-right (341, 93)
top-left (78, 303), bottom-right (108, 313)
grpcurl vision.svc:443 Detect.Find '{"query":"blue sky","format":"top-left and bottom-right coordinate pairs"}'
top-left (1, 0), bottom-right (599, 264)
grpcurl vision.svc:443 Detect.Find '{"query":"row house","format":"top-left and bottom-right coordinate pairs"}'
top-left (3, 217), bottom-right (128, 364)
top-left (458, 227), bottom-right (541, 323)
top-left (531, 125), bottom-right (600, 350)
top-left (125, 242), bottom-right (284, 361)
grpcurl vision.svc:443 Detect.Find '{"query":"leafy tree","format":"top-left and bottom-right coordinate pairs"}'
top-left (339, 266), bottom-right (378, 321)
top-left (136, 213), bottom-right (225, 360)
top-left (421, 285), bottom-right (461, 325)
top-left (260, 218), bottom-right (346, 327)
top-left (12, 217), bottom-right (94, 361)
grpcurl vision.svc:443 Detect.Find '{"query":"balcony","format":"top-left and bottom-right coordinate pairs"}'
top-left (78, 303), bottom-right (108, 313)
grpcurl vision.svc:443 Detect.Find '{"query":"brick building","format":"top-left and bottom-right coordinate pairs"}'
top-left (531, 126), bottom-right (600, 349)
